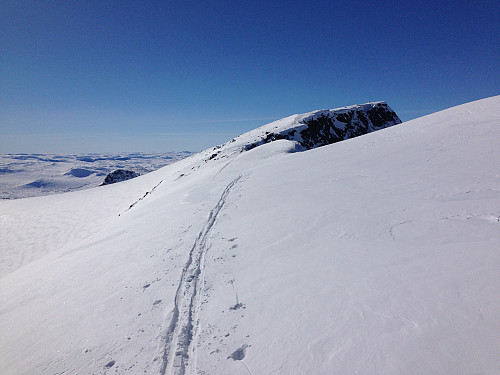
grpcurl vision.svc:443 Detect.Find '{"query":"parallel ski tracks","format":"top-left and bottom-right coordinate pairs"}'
top-left (160, 175), bottom-right (241, 375)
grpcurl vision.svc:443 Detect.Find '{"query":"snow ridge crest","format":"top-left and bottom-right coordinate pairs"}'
top-left (243, 101), bottom-right (401, 151)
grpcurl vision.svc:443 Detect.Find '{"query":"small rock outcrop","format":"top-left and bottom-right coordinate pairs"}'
top-left (100, 169), bottom-right (139, 186)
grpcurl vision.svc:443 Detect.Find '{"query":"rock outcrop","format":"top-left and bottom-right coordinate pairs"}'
top-left (244, 102), bottom-right (401, 151)
top-left (100, 169), bottom-right (139, 186)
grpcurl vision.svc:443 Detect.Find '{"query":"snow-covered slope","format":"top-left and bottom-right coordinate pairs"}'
top-left (1, 97), bottom-right (499, 375)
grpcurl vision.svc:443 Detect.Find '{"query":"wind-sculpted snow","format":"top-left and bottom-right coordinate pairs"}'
top-left (0, 97), bottom-right (499, 375)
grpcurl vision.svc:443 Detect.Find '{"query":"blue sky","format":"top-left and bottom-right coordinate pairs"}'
top-left (1, 0), bottom-right (499, 153)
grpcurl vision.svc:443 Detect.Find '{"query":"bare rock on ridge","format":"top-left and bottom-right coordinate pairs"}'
top-left (100, 169), bottom-right (139, 186)
top-left (245, 102), bottom-right (401, 151)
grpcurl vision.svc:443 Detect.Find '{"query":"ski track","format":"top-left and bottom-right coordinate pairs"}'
top-left (160, 175), bottom-right (241, 375)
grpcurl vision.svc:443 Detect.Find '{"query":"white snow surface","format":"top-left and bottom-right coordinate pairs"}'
top-left (1, 96), bottom-right (500, 374)
top-left (0, 152), bottom-right (192, 199)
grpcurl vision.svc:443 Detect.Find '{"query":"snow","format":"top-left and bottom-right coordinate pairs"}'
top-left (0, 152), bottom-right (192, 199)
top-left (1, 96), bottom-right (500, 374)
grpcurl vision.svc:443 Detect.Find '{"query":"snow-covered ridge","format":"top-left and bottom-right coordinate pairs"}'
top-left (1, 103), bottom-right (398, 199)
top-left (204, 101), bottom-right (401, 161)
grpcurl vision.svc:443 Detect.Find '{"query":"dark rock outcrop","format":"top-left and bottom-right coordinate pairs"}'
top-left (100, 169), bottom-right (139, 186)
top-left (244, 102), bottom-right (401, 151)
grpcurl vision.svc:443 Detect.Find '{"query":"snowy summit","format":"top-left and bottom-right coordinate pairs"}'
top-left (210, 101), bottom-right (401, 155)
top-left (1, 97), bottom-right (499, 375)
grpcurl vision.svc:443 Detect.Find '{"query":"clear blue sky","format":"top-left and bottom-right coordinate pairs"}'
top-left (1, 0), bottom-right (499, 153)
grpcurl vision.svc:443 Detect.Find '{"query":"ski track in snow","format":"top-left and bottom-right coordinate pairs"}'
top-left (160, 175), bottom-right (242, 375)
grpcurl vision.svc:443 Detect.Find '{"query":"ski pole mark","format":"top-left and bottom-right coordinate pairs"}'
top-left (229, 280), bottom-right (245, 311)
top-left (160, 175), bottom-right (242, 375)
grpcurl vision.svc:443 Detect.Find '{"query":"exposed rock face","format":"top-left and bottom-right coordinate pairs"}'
top-left (100, 169), bottom-right (139, 186)
top-left (245, 102), bottom-right (401, 151)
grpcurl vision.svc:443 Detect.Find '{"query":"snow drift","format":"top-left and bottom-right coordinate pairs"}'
top-left (0, 97), bottom-right (499, 375)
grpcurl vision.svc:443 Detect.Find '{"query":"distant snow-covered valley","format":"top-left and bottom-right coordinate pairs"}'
top-left (0, 152), bottom-right (192, 199)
